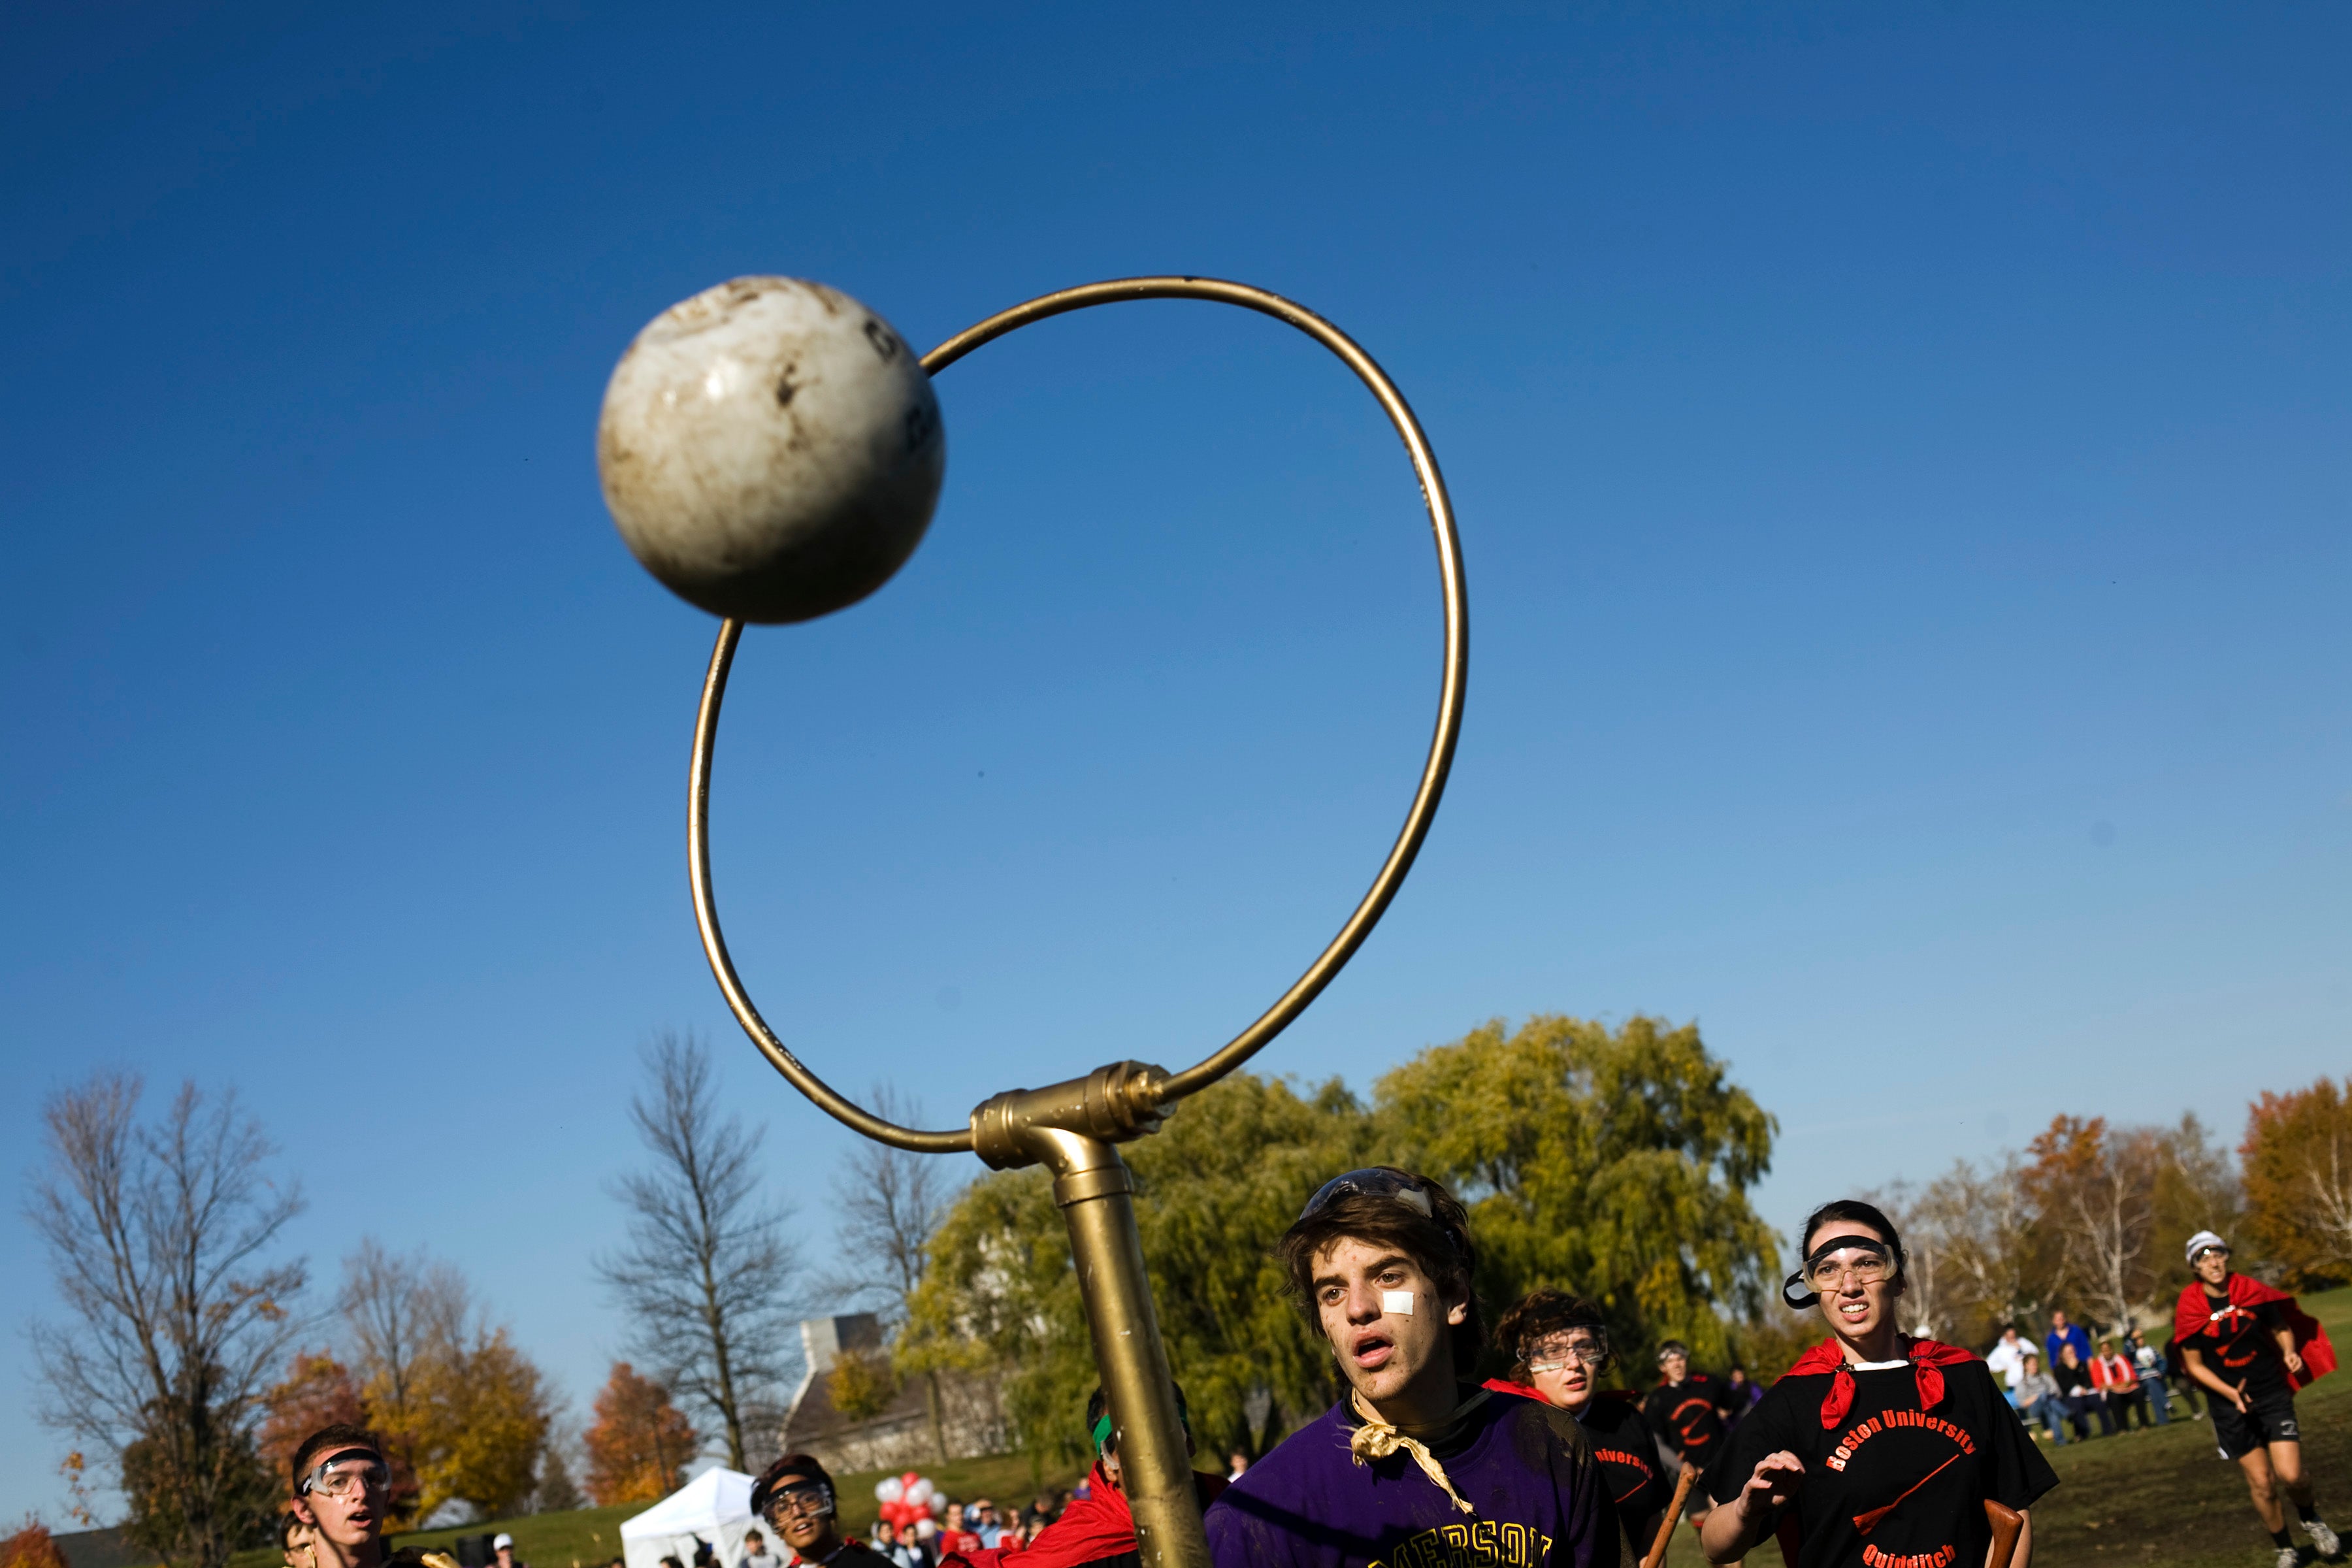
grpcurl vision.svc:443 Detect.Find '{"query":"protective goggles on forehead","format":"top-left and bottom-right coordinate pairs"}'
top-left (299, 1450), bottom-right (390, 1498)
top-left (1782, 1234), bottom-right (1901, 1309)
top-left (1298, 1168), bottom-right (1464, 1254)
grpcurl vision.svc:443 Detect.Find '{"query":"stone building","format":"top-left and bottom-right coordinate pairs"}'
top-left (779, 1314), bottom-right (1006, 1475)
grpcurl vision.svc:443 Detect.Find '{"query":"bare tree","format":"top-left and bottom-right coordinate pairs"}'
top-left (2023, 1116), bottom-right (2160, 1335)
top-left (821, 1084), bottom-right (958, 1460)
top-left (27, 1073), bottom-right (306, 1568)
top-left (597, 1032), bottom-right (803, 1472)
top-left (1914, 1156), bottom-right (2045, 1341)
top-left (1867, 1181), bottom-right (1953, 1339)
top-left (340, 1239), bottom-right (472, 1409)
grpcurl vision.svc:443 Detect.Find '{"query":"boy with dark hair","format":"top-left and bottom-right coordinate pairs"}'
top-left (1204, 1167), bottom-right (1623, 1568)
top-left (750, 1454), bottom-right (892, 1567)
top-left (2175, 1231), bottom-right (2339, 1568)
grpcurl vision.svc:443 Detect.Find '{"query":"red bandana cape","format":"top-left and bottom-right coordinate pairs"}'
top-left (1783, 1336), bottom-right (1980, 1429)
top-left (2173, 1274), bottom-right (2338, 1391)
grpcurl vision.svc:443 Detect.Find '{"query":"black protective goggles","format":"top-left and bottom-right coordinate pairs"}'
top-left (1298, 1168), bottom-right (1465, 1255)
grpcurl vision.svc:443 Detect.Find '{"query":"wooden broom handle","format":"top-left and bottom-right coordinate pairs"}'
top-left (1984, 1499), bottom-right (2025, 1568)
top-left (1644, 1463), bottom-right (1703, 1568)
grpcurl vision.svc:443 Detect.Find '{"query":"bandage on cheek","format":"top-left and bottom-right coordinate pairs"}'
top-left (1382, 1290), bottom-right (1416, 1316)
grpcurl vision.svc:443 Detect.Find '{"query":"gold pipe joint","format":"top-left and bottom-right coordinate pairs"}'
top-left (969, 1060), bottom-right (1173, 1171)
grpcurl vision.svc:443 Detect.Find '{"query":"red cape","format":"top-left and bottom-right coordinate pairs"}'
top-left (2174, 1274), bottom-right (2337, 1391)
top-left (937, 1460), bottom-right (1228, 1568)
top-left (1784, 1336), bottom-right (1979, 1429)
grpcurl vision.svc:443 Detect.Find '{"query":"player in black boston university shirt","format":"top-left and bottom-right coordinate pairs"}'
top-left (2173, 1230), bottom-right (2340, 1568)
top-left (1488, 1290), bottom-right (1675, 1557)
top-left (1642, 1341), bottom-right (1736, 1527)
top-left (1700, 1200), bottom-right (2055, 1568)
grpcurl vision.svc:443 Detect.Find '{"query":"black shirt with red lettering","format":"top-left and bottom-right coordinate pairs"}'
top-left (1580, 1394), bottom-right (1673, 1547)
top-left (1643, 1372), bottom-right (1733, 1475)
top-left (2189, 1291), bottom-right (2291, 1400)
top-left (1702, 1362), bottom-right (2055, 1568)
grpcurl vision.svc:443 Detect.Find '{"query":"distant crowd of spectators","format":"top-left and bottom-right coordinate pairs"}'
top-left (1982, 1307), bottom-right (2204, 1444)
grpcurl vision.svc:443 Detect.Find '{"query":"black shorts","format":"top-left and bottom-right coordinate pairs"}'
top-left (2211, 1385), bottom-right (2300, 1460)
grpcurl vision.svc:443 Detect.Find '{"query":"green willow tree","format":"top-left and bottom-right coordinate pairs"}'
top-left (903, 1015), bottom-right (1784, 1461)
top-left (1377, 1015), bottom-right (1780, 1372)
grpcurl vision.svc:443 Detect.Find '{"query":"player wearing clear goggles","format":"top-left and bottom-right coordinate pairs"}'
top-left (1699, 1200), bottom-right (2056, 1568)
top-left (749, 1454), bottom-right (890, 1567)
top-left (285, 1425), bottom-right (453, 1568)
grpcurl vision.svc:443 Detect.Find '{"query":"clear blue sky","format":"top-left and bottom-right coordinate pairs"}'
top-left (5, 1), bottom-right (2346, 1526)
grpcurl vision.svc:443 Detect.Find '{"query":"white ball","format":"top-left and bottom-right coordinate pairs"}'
top-left (598, 276), bottom-right (946, 623)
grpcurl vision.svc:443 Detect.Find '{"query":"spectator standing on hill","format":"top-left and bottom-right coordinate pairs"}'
top-left (2014, 1353), bottom-right (2068, 1443)
top-left (934, 1507), bottom-right (979, 1559)
top-left (2124, 1330), bottom-right (2172, 1426)
top-left (493, 1535), bottom-right (528, 1568)
top-left (2043, 1309), bottom-right (2091, 1380)
top-left (2175, 1230), bottom-right (2340, 1568)
top-left (2091, 1341), bottom-right (2149, 1429)
top-left (867, 1522), bottom-right (919, 1568)
top-left (1984, 1326), bottom-right (2034, 1404)
top-left (1202, 1166), bottom-right (1618, 1568)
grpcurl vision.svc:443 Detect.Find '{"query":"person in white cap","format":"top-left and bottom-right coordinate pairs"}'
top-left (2172, 1230), bottom-right (2340, 1568)
top-left (491, 1536), bottom-right (527, 1568)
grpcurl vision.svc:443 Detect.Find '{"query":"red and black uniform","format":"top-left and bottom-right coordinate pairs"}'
top-left (1486, 1381), bottom-right (1674, 1556)
top-left (942, 1461), bottom-right (1226, 1568)
top-left (1703, 1340), bottom-right (2055, 1568)
top-left (2174, 1274), bottom-right (2338, 1462)
top-left (1643, 1371), bottom-right (1735, 1479)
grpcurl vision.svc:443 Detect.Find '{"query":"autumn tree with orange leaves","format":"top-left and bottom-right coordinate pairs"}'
top-left (1, 1518), bottom-right (71, 1568)
top-left (2242, 1077), bottom-right (2352, 1289)
top-left (257, 1354), bottom-right (367, 1492)
top-left (583, 1364), bottom-right (698, 1506)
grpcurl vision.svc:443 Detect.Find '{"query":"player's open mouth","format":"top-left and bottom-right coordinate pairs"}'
top-left (1350, 1331), bottom-right (1396, 1369)
top-left (1837, 1298), bottom-right (1870, 1324)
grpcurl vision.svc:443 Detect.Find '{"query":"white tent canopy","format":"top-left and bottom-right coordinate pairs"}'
top-left (619, 1468), bottom-right (757, 1568)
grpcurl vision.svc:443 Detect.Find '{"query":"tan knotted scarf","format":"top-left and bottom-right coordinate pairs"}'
top-left (1347, 1387), bottom-right (1489, 1514)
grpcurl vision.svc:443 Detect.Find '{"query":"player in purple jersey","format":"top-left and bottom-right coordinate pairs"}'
top-left (1203, 1167), bottom-right (1627, 1568)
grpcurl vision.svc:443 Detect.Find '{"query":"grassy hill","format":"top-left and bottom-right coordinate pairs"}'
top-left (352, 1451), bottom-right (1088, 1568)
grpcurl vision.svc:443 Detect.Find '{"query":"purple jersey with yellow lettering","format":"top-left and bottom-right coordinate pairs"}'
top-left (1204, 1390), bottom-right (1624, 1568)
